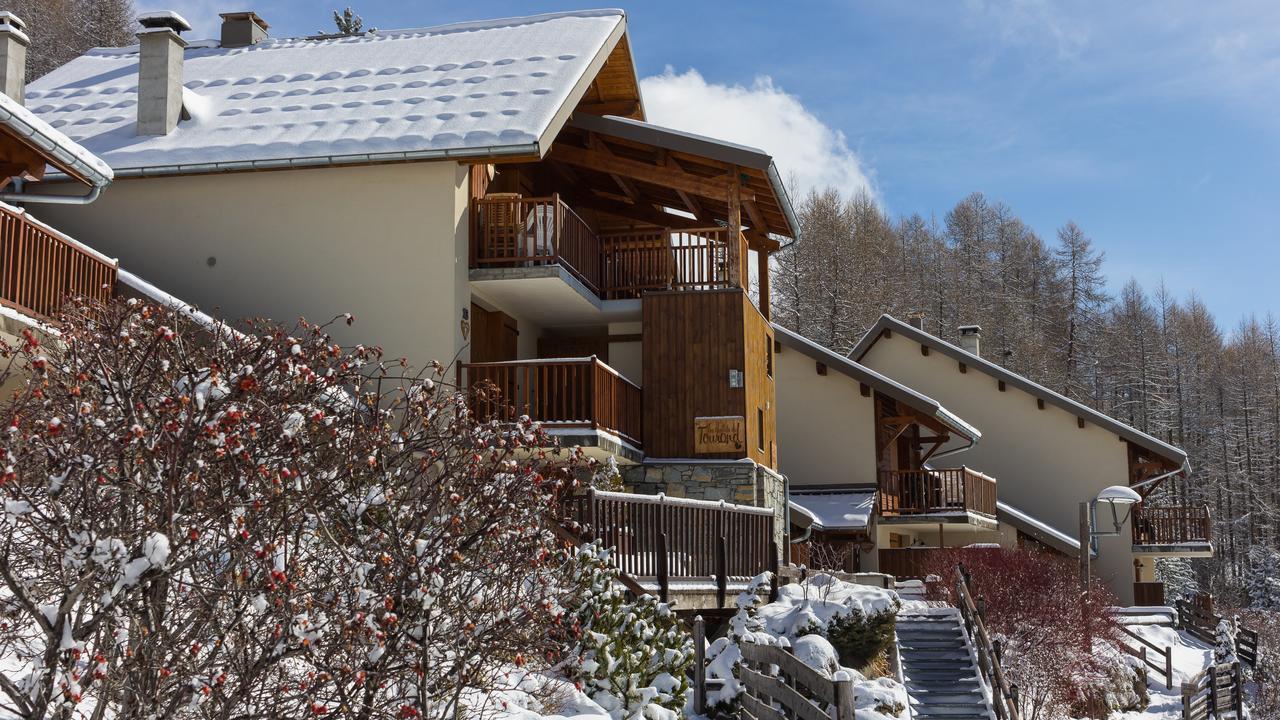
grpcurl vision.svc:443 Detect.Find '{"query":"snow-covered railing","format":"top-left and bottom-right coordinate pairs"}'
top-left (570, 487), bottom-right (776, 605)
top-left (0, 201), bottom-right (116, 321)
top-left (1132, 503), bottom-right (1212, 547)
top-left (738, 640), bottom-right (857, 720)
top-left (1180, 661), bottom-right (1244, 720)
top-left (1176, 597), bottom-right (1258, 668)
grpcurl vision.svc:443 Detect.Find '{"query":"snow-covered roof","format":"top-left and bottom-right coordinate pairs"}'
top-left (996, 501), bottom-right (1094, 558)
top-left (852, 314), bottom-right (1188, 467)
top-left (25, 10), bottom-right (628, 176)
top-left (789, 490), bottom-right (876, 532)
top-left (0, 91), bottom-right (113, 187)
top-left (772, 323), bottom-right (981, 442)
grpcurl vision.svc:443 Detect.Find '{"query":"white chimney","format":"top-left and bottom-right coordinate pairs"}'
top-left (0, 12), bottom-right (29, 103)
top-left (907, 311), bottom-right (925, 330)
top-left (958, 325), bottom-right (981, 357)
top-left (220, 11), bottom-right (270, 48)
top-left (136, 11), bottom-right (191, 136)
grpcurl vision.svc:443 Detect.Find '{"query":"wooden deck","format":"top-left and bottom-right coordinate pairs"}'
top-left (458, 357), bottom-right (643, 446)
top-left (1132, 503), bottom-right (1212, 547)
top-left (470, 194), bottom-right (747, 299)
top-left (877, 467), bottom-right (997, 518)
top-left (0, 203), bottom-right (116, 322)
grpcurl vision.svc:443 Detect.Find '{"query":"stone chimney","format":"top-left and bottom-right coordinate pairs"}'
top-left (0, 12), bottom-right (29, 103)
top-left (220, 11), bottom-right (269, 48)
top-left (958, 325), bottom-right (981, 357)
top-left (136, 11), bottom-right (190, 136)
top-left (907, 311), bottom-right (925, 330)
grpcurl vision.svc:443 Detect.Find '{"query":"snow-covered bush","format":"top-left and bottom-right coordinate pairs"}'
top-left (0, 299), bottom-right (590, 720)
top-left (1247, 546), bottom-right (1280, 610)
top-left (820, 605), bottom-right (898, 672)
top-left (1157, 556), bottom-right (1202, 603)
top-left (565, 543), bottom-right (692, 719)
top-left (923, 547), bottom-right (1139, 719)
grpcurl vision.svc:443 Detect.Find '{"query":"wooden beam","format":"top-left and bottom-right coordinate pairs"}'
top-left (1078, 417), bottom-right (1086, 429)
top-left (757, 245), bottom-right (771, 320)
top-left (550, 142), bottom-right (739, 200)
top-left (959, 362), bottom-right (967, 374)
top-left (860, 383), bottom-right (871, 397)
top-left (555, 187), bottom-right (706, 230)
top-left (921, 345), bottom-right (930, 357)
top-left (727, 166), bottom-right (742, 287)
top-left (575, 99), bottom-right (642, 117)
top-left (587, 133), bottom-right (645, 204)
top-left (815, 362), bottom-right (827, 376)
top-left (998, 380), bottom-right (1006, 392)
top-left (744, 197), bottom-right (769, 232)
top-left (1037, 398), bottom-right (1046, 410)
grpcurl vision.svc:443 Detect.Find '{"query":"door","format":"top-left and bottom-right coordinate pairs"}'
top-left (470, 303), bottom-right (517, 363)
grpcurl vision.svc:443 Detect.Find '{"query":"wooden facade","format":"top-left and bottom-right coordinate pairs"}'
top-left (641, 289), bottom-right (775, 467)
top-left (0, 203), bottom-right (117, 322)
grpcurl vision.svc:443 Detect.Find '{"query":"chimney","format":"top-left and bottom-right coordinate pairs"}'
top-left (0, 12), bottom-right (29, 103)
top-left (907, 311), bottom-right (925, 330)
top-left (958, 325), bottom-right (982, 357)
top-left (220, 12), bottom-right (269, 48)
top-left (136, 11), bottom-right (190, 136)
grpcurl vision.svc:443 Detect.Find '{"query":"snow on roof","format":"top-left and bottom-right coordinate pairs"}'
top-left (772, 323), bottom-right (982, 442)
top-left (789, 490), bottom-right (876, 531)
top-left (852, 314), bottom-right (1188, 466)
top-left (0, 91), bottom-right (113, 187)
top-left (996, 500), bottom-right (1094, 558)
top-left (25, 10), bottom-right (626, 175)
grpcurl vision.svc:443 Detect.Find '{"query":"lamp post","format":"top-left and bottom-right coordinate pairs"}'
top-left (1078, 485), bottom-right (1143, 593)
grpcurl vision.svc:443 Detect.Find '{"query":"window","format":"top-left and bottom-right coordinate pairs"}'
top-left (766, 334), bottom-right (774, 377)
top-left (757, 408), bottom-right (765, 451)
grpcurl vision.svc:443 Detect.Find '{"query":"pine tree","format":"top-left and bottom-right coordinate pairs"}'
top-left (332, 7), bottom-right (365, 35)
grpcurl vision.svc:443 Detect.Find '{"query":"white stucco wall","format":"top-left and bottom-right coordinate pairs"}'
top-left (34, 162), bottom-right (472, 371)
top-left (774, 346), bottom-right (878, 488)
top-left (860, 335), bottom-right (1139, 604)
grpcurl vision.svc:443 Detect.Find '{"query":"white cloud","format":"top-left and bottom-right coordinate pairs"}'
top-left (639, 68), bottom-right (875, 200)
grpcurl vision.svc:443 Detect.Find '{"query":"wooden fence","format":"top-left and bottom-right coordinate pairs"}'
top-left (877, 467), bottom-right (997, 517)
top-left (600, 227), bottom-right (743, 299)
top-left (458, 357), bottom-right (643, 446)
top-left (955, 566), bottom-right (1021, 720)
top-left (1176, 598), bottom-right (1259, 669)
top-left (0, 203), bottom-right (116, 322)
top-left (1132, 504), bottom-right (1212, 546)
top-left (1118, 625), bottom-right (1174, 690)
top-left (1181, 662), bottom-right (1243, 720)
top-left (571, 488), bottom-right (776, 605)
top-left (738, 640), bottom-right (857, 720)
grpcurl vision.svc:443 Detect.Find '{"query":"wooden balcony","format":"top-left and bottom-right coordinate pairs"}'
top-left (470, 193), bottom-right (746, 300)
top-left (1132, 503), bottom-right (1212, 549)
top-left (0, 203), bottom-right (116, 322)
top-left (458, 356), bottom-right (642, 447)
top-left (877, 467), bottom-right (997, 519)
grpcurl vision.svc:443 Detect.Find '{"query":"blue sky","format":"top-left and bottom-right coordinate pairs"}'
top-left (150, 1), bottom-right (1280, 327)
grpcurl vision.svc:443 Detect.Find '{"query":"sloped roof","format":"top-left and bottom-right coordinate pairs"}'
top-left (851, 315), bottom-right (1188, 466)
top-left (772, 323), bottom-right (981, 442)
top-left (0, 91), bottom-right (112, 187)
top-left (789, 489), bottom-right (876, 532)
top-left (25, 10), bottom-right (628, 176)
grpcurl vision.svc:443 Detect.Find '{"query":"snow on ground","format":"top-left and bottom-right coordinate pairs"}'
top-left (471, 668), bottom-right (610, 720)
top-left (1101, 623), bottom-right (1216, 720)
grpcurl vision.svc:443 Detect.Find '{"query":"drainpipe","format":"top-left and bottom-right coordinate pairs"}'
top-left (1130, 461), bottom-right (1190, 495)
top-left (927, 429), bottom-right (978, 461)
top-left (0, 183), bottom-right (102, 204)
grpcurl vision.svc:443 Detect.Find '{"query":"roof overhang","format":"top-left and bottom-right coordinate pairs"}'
top-left (997, 501), bottom-right (1095, 559)
top-left (556, 112), bottom-right (800, 240)
top-left (0, 92), bottom-right (112, 189)
top-left (773, 323), bottom-right (980, 442)
top-left (851, 315), bottom-right (1188, 468)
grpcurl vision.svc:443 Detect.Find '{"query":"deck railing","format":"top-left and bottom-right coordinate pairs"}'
top-left (457, 356), bottom-right (642, 446)
top-left (472, 194), bottom-right (602, 293)
top-left (877, 467), bottom-right (997, 517)
top-left (0, 203), bottom-right (116, 321)
top-left (1132, 504), bottom-right (1212, 547)
top-left (471, 194), bottom-right (744, 300)
top-left (570, 487), bottom-right (775, 603)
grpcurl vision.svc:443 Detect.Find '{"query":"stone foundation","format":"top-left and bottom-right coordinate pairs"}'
top-left (621, 459), bottom-right (787, 562)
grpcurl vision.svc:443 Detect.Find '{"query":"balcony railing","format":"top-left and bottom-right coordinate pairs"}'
top-left (471, 193), bottom-right (744, 300)
top-left (1132, 503), bottom-right (1212, 547)
top-left (457, 356), bottom-right (642, 446)
top-left (878, 467), bottom-right (997, 518)
top-left (0, 202), bottom-right (116, 322)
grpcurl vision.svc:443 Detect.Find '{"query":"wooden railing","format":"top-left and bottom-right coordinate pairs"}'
top-left (738, 640), bottom-right (857, 720)
top-left (1118, 624), bottom-right (1174, 690)
top-left (571, 488), bottom-right (775, 605)
top-left (600, 227), bottom-right (743, 299)
top-left (878, 467), bottom-right (997, 517)
top-left (1176, 598), bottom-right (1259, 669)
top-left (471, 194), bottom-right (745, 300)
top-left (1181, 662), bottom-right (1244, 720)
top-left (471, 194), bottom-right (602, 293)
top-left (0, 203), bottom-right (116, 322)
top-left (1132, 504), bottom-right (1212, 546)
top-left (457, 357), bottom-right (642, 445)
top-left (954, 566), bottom-right (1021, 720)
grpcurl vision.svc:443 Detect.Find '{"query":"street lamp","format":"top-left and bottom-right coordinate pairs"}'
top-left (1079, 485), bottom-right (1142, 591)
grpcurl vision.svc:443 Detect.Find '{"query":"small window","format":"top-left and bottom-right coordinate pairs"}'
top-left (766, 334), bottom-right (774, 377)
top-left (757, 408), bottom-right (765, 451)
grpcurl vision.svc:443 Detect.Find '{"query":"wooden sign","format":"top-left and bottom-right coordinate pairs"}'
top-left (694, 416), bottom-right (746, 454)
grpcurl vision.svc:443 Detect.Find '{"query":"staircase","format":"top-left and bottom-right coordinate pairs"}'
top-left (897, 610), bottom-right (996, 720)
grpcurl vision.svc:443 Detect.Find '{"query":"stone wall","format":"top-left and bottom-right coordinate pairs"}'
top-left (621, 459), bottom-right (787, 563)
